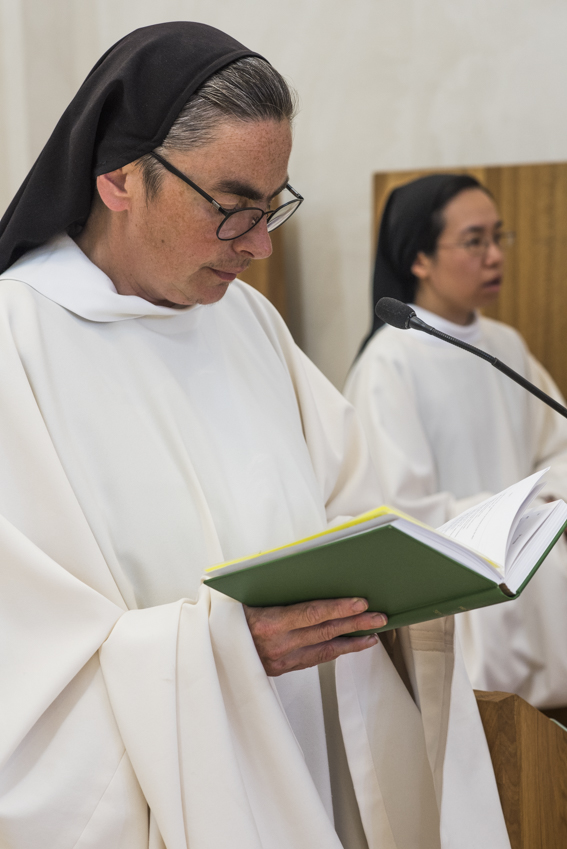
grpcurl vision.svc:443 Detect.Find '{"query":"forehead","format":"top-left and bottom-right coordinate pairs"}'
top-left (442, 188), bottom-right (500, 232)
top-left (174, 118), bottom-right (292, 193)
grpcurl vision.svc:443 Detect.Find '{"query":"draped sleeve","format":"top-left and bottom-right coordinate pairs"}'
top-left (344, 332), bottom-right (491, 526)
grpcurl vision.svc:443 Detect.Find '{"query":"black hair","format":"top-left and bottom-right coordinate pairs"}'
top-left (139, 56), bottom-right (297, 198)
top-left (416, 175), bottom-right (487, 259)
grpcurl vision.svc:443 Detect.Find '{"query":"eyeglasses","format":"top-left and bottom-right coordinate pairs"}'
top-left (150, 152), bottom-right (303, 241)
top-left (437, 231), bottom-right (515, 259)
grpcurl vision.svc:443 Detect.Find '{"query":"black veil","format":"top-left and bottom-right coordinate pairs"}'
top-left (0, 22), bottom-right (262, 273)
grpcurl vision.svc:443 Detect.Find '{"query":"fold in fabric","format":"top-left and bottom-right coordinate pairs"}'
top-left (336, 642), bottom-right (439, 849)
top-left (0, 513), bottom-right (123, 770)
top-left (338, 619), bottom-right (511, 849)
top-left (100, 588), bottom-right (344, 849)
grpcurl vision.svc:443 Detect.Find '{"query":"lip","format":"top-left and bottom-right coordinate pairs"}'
top-left (210, 268), bottom-right (246, 282)
top-left (483, 276), bottom-right (502, 289)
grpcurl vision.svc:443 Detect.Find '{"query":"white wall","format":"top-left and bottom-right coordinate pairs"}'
top-left (1, 0), bottom-right (567, 386)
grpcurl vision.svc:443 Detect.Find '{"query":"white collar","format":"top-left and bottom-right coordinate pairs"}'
top-left (0, 233), bottom-right (199, 322)
top-left (408, 304), bottom-right (482, 347)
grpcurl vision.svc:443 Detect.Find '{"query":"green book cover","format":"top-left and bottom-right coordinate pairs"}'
top-left (204, 519), bottom-right (567, 634)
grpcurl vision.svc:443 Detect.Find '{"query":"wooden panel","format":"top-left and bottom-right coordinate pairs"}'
top-left (373, 164), bottom-right (567, 399)
top-left (238, 225), bottom-right (287, 319)
top-left (542, 705), bottom-right (567, 728)
top-left (475, 690), bottom-right (567, 849)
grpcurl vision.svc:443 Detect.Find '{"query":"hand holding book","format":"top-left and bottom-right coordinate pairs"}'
top-left (206, 469), bottom-right (567, 634)
top-left (244, 597), bottom-right (387, 676)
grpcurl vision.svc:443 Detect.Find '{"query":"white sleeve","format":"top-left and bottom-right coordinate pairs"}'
top-left (344, 348), bottom-right (491, 526)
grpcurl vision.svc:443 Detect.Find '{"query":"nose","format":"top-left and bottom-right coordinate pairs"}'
top-left (233, 217), bottom-right (273, 260)
top-left (485, 237), bottom-right (504, 266)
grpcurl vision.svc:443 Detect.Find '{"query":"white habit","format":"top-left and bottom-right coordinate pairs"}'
top-left (345, 305), bottom-right (567, 709)
top-left (0, 239), bottom-right (509, 849)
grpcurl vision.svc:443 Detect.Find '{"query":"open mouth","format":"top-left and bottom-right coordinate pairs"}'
top-left (483, 277), bottom-right (502, 289)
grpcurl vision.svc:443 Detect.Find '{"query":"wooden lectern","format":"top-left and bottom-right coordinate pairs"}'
top-left (475, 690), bottom-right (567, 848)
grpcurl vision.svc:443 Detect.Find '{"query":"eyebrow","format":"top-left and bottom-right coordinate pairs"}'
top-left (212, 177), bottom-right (290, 202)
top-left (460, 220), bottom-right (503, 234)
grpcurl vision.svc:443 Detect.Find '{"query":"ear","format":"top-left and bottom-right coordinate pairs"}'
top-left (411, 251), bottom-right (433, 281)
top-left (96, 167), bottom-right (133, 212)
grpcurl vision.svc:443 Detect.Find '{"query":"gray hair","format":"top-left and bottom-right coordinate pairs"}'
top-left (138, 56), bottom-right (297, 198)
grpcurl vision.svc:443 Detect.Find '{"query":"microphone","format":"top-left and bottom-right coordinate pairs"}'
top-left (375, 297), bottom-right (567, 420)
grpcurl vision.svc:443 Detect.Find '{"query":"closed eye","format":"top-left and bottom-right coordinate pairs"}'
top-left (217, 196), bottom-right (270, 213)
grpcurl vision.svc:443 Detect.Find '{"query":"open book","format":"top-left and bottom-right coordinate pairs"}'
top-left (204, 469), bottom-right (567, 632)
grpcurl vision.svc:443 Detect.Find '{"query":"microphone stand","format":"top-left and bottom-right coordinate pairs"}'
top-left (409, 315), bottom-right (567, 420)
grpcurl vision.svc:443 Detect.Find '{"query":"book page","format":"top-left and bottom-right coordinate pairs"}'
top-left (507, 501), bottom-right (557, 569)
top-left (437, 469), bottom-right (548, 570)
top-left (506, 501), bottom-right (567, 592)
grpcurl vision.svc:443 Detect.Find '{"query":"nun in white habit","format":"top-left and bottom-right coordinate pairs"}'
top-left (0, 28), bottom-right (509, 849)
top-left (345, 173), bottom-right (567, 712)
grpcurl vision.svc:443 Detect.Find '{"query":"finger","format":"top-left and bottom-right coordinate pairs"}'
top-left (250, 610), bottom-right (386, 668)
top-left (245, 605), bottom-right (387, 658)
top-left (265, 633), bottom-right (379, 676)
top-left (284, 610), bottom-right (387, 653)
top-left (244, 597), bottom-right (371, 633)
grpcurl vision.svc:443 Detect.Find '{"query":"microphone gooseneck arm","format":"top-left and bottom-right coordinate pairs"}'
top-left (375, 297), bottom-right (567, 421)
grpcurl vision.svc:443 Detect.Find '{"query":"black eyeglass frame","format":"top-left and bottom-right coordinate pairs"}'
top-left (150, 152), bottom-right (304, 241)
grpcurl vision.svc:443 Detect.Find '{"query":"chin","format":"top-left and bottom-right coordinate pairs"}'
top-left (481, 290), bottom-right (501, 307)
top-left (198, 282), bottom-right (231, 305)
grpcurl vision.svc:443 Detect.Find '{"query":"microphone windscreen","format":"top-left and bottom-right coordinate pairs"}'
top-left (375, 297), bottom-right (416, 330)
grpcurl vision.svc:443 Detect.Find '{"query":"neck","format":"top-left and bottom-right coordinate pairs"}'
top-left (414, 288), bottom-right (475, 326)
top-left (75, 202), bottom-right (125, 289)
top-left (75, 201), bottom-right (164, 303)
